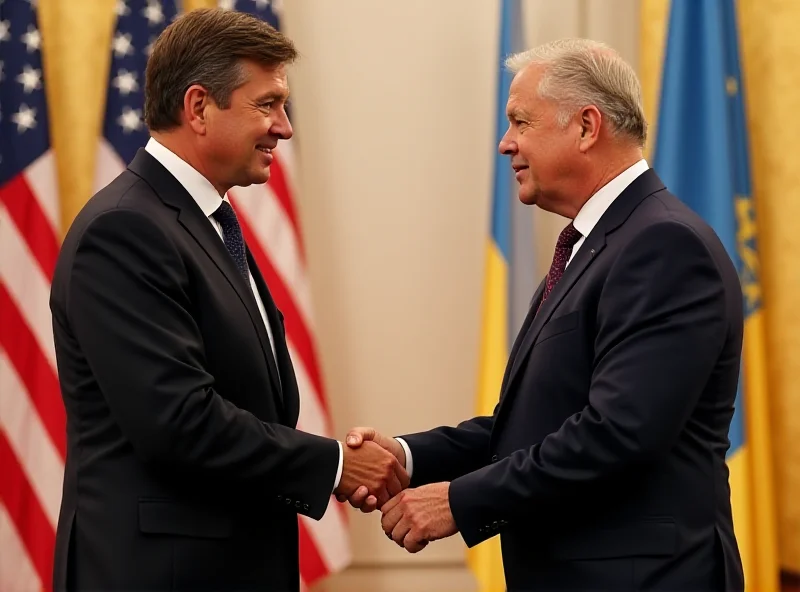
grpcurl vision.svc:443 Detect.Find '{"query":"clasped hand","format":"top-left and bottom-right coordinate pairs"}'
top-left (332, 438), bottom-right (409, 508)
top-left (335, 427), bottom-right (458, 553)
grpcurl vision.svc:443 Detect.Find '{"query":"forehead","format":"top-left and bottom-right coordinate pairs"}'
top-left (507, 64), bottom-right (545, 111)
top-left (237, 60), bottom-right (290, 97)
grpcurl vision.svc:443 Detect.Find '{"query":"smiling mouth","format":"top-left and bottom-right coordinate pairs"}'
top-left (256, 145), bottom-right (273, 154)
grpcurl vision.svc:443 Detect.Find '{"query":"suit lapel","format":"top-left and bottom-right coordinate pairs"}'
top-left (493, 168), bottom-right (667, 424)
top-left (496, 277), bottom-right (546, 399)
top-left (503, 230), bottom-right (607, 399)
top-left (247, 250), bottom-right (300, 424)
top-left (127, 149), bottom-right (283, 400)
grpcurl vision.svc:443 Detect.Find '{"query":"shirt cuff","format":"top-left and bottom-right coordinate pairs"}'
top-left (395, 437), bottom-right (413, 479)
top-left (333, 441), bottom-right (343, 491)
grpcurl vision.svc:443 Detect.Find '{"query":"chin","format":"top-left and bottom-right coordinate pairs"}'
top-left (517, 190), bottom-right (537, 206)
top-left (247, 169), bottom-right (271, 186)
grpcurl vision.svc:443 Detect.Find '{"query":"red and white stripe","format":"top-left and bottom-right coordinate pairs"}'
top-left (231, 137), bottom-right (351, 587)
top-left (0, 150), bottom-right (63, 592)
top-left (0, 134), bottom-right (351, 590)
top-left (97, 137), bottom-right (352, 587)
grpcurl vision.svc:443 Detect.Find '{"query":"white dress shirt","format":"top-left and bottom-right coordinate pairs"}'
top-left (568, 159), bottom-right (650, 267)
top-left (396, 159), bottom-right (649, 480)
top-left (145, 138), bottom-right (344, 491)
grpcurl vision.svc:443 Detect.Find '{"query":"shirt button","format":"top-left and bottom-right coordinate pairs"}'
top-left (491, 455), bottom-right (499, 462)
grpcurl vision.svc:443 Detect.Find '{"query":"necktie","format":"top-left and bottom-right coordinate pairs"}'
top-left (212, 201), bottom-right (249, 282)
top-left (213, 200), bottom-right (282, 389)
top-left (538, 222), bottom-right (582, 310)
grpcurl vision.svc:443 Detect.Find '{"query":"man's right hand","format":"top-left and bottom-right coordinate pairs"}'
top-left (345, 427), bottom-right (405, 465)
top-left (337, 427), bottom-right (405, 513)
top-left (334, 440), bottom-right (409, 510)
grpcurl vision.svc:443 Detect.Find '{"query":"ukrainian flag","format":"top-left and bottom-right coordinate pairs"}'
top-left (652, 1), bottom-right (778, 590)
top-left (470, 1), bottom-right (528, 590)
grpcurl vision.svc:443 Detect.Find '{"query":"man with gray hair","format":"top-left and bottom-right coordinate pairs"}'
top-left (345, 38), bottom-right (744, 591)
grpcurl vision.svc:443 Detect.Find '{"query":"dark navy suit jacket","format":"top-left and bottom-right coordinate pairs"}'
top-left (402, 169), bottom-right (745, 591)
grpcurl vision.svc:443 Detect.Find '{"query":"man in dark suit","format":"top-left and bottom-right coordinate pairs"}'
top-left (344, 39), bottom-right (745, 591)
top-left (50, 8), bottom-right (407, 591)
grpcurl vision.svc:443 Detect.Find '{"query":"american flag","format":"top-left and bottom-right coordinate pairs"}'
top-left (94, 0), bottom-right (179, 189)
top-left (0, 1), bottom-right (64, 591)
top-left (218, 1), bottom-right (352, 588)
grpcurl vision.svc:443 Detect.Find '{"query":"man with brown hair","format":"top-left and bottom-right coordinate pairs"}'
top-left (50, 8), bottom-right (406, 591)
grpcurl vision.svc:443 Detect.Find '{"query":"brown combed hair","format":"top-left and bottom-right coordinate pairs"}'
top-left (144, 8), bottom-right (297, 131)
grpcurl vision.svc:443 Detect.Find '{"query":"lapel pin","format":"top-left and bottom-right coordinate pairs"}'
top-left (590, 249), bottom-right (595, 257)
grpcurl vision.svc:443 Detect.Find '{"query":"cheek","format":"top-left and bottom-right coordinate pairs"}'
top-left (206, 115), bottom-right (236, 148)
top-left (209, 110), bottom-right (261, 146)
top-left (518, 140), bottom-right (546, 172)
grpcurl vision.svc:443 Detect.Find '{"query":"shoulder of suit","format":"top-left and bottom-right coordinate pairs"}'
top-left (62, 172), bottom-right (170, 248)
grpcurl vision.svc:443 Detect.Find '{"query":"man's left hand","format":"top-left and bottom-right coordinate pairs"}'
top-left (380, 482), bottom-right (458, 553)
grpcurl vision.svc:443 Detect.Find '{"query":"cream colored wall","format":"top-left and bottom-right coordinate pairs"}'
top-left (270, 1), bottom-right (640, 590)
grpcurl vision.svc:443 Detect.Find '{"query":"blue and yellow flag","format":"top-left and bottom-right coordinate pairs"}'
top-left (470, 1), bottom-right (529, 590)
top-left (652, 1), bottom-right (778, 590)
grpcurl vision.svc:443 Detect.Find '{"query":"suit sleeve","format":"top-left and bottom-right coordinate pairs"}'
top-left (399, 413), bottom-right (495, 486)
top-left (449, 220), bottom-right (737, 546)
top-left (65, 208), bottom-right (338, 520)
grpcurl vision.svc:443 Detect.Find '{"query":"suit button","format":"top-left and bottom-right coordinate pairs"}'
top-left (295, 501), bottom-right (302, 509)
top-left (493, 521), bottom-right (498, 529)
top-left (277, 494), bottom-right (283, 501)
top-left (478, 527), bottom-right (484, 534)
top-left (285, 498), bottom-right (292, 505)
top-left (303, 504), bottom-right (309, 511)
top-left (491, 455), bottom-right (498, 462)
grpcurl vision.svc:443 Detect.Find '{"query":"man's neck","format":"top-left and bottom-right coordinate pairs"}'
top-left (150, 132), bottom-right (227, 197)
top-left (564, 148), bottom-right (643, 219)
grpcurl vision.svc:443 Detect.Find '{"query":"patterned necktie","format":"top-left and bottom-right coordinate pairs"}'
top-left (212, 201), bottom-right (249, 282)
top-left (538, 222), bottom-right (582, 310)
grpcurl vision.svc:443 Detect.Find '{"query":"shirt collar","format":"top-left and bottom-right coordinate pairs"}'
top-left (144, 137), bottom-right (227, 218)
top-left (572, 159), bottom-right (649, 238)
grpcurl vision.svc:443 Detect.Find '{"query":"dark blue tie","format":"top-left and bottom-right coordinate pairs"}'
top-left (212, 201), bottom-right (249, 282)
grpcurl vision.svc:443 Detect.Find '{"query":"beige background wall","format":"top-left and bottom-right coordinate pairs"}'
top-left (271, 1), bottom-right (641, 590)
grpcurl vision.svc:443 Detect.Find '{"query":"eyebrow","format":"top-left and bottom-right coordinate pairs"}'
top-left (255, 90), bottom-right (290, 103)
top-left (506, 108), bottom-right (529, 122)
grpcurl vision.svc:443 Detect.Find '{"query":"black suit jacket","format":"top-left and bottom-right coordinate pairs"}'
top-left (50, 149), bottom-right (339, 591)
top-left (401, 170), bottom-right (745, 591)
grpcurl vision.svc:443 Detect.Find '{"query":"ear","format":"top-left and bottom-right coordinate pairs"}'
top-left (577, 105), bottom-right (602, 152)
top-left (183, 84), bottom-right (211, 135)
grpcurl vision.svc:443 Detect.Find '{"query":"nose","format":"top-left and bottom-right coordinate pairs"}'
top-left (498, 127), bottom-right (516, 155)
top-left (272, 107), bottom-right (293, 140)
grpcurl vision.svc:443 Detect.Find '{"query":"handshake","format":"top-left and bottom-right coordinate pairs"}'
top-left (331, 428), bottom-right (458, 553)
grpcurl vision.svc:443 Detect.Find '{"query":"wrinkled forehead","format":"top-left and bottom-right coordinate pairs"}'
top-left (238, 60), bottom-right (291, 99)
top-left (510, 63), bottom-right (545, 95)
top-left (507, 64), bottom-right (546, 112)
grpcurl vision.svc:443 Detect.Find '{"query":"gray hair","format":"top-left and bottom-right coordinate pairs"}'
top-left (505, 39), bottom-right (647, 146)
